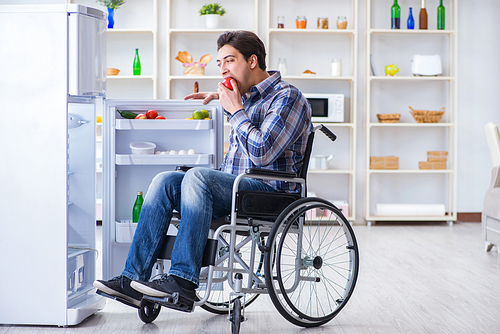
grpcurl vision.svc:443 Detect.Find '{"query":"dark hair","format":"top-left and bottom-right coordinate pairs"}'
top-left (217, 31), bottom-right (267, 70)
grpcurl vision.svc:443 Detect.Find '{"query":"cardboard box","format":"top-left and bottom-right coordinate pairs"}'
top-left (370, 156), bottom-right (399, 169)
top-left (419, 161), bottom-right (447, 169)
top-left (427, 151), bottom-right (448, 162)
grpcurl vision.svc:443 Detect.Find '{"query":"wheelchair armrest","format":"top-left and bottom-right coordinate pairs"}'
top-left (245, 167), bottom-right (297, 179)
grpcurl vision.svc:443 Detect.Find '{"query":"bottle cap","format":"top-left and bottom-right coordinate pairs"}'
top-left (137, 191), bottom-right (143, 195)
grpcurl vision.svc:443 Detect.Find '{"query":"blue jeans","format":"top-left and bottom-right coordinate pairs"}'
top-left (122, 167), bottom-right (276, 286)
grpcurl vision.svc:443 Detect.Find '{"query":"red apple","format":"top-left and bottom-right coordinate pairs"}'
top-left (146, 109), bottom-right (158, 119)
top-left (155, 115), bottom-right (166, 119)
top-left (222, 77), bottom-right (234, 90)
top-left (135, 114), bottom-right (147, 119)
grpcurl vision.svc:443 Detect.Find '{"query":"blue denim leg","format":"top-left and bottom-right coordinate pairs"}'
top-left (169, 167), bottom-right (276, 286)
top-left (122, 171), bottom-right (184, 281)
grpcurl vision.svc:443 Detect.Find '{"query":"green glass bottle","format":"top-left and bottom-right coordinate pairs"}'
top-left (437, 0), bottom-right (445, 30)
top-left (133, 48), bottom-right (141, 75)
top-left (132, 191), bottom-right (144, 223)
top-left (391, 0), bottom-right (401, 29)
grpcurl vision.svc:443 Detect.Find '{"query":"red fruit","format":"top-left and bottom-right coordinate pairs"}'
top-left (146, 109), bottom-right (158, 119)
top-left (222, 77), bottom-right (234, 90)
top-left (155, 115), bottom-right (165, 119)
top-left (135, 114), bottom-right (147, 119)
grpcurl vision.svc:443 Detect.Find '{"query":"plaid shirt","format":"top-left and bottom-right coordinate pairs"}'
top-left (220, 71), bottom-right (312, 192)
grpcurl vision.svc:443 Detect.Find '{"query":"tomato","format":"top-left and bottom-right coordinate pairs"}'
top-left (155, 115), bottom-right (166, 119)
top-left (146, 109), bottom-right (158, 119)
top-left (135, 114), bottom-right (147, 119)
top-left (222, 77), bottom-right (234, 90)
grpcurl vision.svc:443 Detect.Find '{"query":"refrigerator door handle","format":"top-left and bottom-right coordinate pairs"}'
top-left (68, 114), bottom-right (90, 129)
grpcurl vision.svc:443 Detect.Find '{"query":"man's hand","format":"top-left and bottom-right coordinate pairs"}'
top-left (184, 92), bottom-right (219, 105)
top-left (217, 78), bottom-right (243, 115)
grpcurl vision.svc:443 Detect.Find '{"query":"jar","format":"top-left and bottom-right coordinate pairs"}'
top-left (317, 17), bottom-right (329, 29)
top-left (331, 59), bottom-right (342, 77)
top-left (277, 16), bottom-right (285, 29)
top-left (337, 16), bottom-right (348, 29)
top-left (278, 58), bottom-right (287, 76)
top-left (296, 16), bottom-right (307, 29)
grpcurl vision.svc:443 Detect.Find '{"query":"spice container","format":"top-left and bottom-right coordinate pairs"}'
top-left (336, 16), bottom-right (348, 29)
top-left (277, 16), bottom-right (285, 28)
top-left (296, 16), bottom-right (307, 29)
top-left (317, 17), bottom-right (329, 29)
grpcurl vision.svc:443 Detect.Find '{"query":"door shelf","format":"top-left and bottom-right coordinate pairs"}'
top-left (116, 119), bottom-right (212, 130)
top-left (368, 169), bottom-right (454, 174)
top-left (116, 153), bottom-right (213, 165)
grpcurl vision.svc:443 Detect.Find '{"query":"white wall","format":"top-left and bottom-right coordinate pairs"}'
top-left (6, 0), bottom-right (500, 221)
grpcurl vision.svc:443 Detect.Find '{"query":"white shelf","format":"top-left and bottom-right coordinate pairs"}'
top-left (116, 119), bottom-right (212, 130)
top-left (369, 76), bottom-right (455, 81)
top-left (308, 169), bottom-right (354, 175)
top-left (368, 169), bottom-right (454, 174)
top-left (369, 29), bottom-right (456, 35)
top-left (169, 28), bottom-right (257, 34)
top-left (269, 28), bottom-right (356, 35)
top-left (116, 153), bottom-right (213, 166)
top-left (107, 28), bottom-right (155, 34)
top-left (107, 75), bottom-right (155, 80)
top-left (364, 0), bottom-right (458, 223)
top-left (283, 75), bottom-right (355, 81)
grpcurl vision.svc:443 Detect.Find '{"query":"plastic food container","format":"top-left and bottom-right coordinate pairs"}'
top-left (130, 141), bottom-right (156, 155)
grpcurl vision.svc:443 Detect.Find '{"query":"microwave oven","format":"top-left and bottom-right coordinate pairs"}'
top-left (304, 93), bottom-right (344, 123)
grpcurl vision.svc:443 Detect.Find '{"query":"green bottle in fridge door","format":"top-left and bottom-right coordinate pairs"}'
top-left (133, 191), bottom-right (144, 223)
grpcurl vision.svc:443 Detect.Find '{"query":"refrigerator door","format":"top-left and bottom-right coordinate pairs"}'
top-left (68, 5), bottom-right (107, 97)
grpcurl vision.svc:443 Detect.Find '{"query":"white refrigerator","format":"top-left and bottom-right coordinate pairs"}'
top-left (0, 4), bottom-right (106, 326)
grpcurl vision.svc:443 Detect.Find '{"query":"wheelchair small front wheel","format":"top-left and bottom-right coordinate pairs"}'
top-left (264, 197), bottom-right (359, 327)
top-left (230, 298), bottom-right (242, 334)
top-left (138, 299), bottom-right (161, 323)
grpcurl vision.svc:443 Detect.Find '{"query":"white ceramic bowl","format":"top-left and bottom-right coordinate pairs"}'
top-left (130, 141), bottom-right (156, 155)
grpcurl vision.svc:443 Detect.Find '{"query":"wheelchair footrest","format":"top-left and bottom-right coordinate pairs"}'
top-left (96, 289), bottom-right (140, 309)
top-left (142, 293), bottom-right (194, 313)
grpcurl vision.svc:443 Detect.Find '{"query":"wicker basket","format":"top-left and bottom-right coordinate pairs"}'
top-left (376, 113), bottom-right (401, 123)
top-left (409, 106), bottom-right (445, 123)
top-left (107, 68), bottom-right (120, 76)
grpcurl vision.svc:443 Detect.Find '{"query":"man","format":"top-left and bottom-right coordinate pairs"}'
top-left (94, 30), bottom-right (312, 311)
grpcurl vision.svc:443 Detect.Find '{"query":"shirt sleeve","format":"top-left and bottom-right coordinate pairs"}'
top-left (228, 88), bottom-right (310, 167)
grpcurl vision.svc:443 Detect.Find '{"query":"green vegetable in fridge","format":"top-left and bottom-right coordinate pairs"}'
top-left (117, 109), bottom-right (138, 119)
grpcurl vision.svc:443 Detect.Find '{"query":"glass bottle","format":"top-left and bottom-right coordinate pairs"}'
top-left (132, 191), bottom-right (144, 223)
top-left (278, 58), bottom-right (287, 76)
top-left (407, 7), bottom-right (415, 29)
top-left (277, 16), bottom-right (285, 29)
top-left (419, 0), bottom-right (428, 30)
top-left (296, 16), bottom-right (307, 29)
top-left (391, 0), bottom-right (401, 29)
top-left (437, 0), bottom-right (445, 30)
top-left (133, 48), bottom-right (141, 75)
top-left (336, 16), bottom-right (347, 29)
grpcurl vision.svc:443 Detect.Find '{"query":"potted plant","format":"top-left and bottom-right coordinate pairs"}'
top-left (96, 0), bottom-right (126, 28)
top-left (198, 3), bottom-right (226, 29)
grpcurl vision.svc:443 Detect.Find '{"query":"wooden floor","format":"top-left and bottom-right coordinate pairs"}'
top-left (2, 222), bottom-right (500, 333)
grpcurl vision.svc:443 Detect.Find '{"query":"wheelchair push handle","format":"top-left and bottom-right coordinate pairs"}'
top-left (316, 124), bottom-right (337, 142)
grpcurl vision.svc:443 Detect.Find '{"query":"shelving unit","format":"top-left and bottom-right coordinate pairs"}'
top-left (166, 0), bottom-right (259, 99)
top-left (265, 0), bottom-right (358, 220)
top-left (105, 0), bottom-right (158, 99)
top-left (364, 0), bottom-right (458, 224)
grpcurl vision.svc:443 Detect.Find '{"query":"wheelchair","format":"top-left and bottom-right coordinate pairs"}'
top-left (133, 125), bottom-right (359, 333)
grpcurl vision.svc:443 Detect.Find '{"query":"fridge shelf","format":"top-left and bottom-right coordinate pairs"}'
top-left (116, 119), bottom-right (212, 130)
top-left (116, 153), bottom-right (213, 165)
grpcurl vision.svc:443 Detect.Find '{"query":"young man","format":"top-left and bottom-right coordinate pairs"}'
top-left (94, 30), bottom-right (312, 310)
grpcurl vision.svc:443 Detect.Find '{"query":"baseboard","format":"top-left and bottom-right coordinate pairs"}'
top-left (457, 212), bottom-right (482, 223)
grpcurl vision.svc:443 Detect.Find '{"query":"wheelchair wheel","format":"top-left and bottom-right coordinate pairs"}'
top-left (231, 298), bottom-right (242, 334)
top-left (264, 197), bottom-right (359, 327)
top-left (198, 232), bottom-right (263, 314)
top-left (138, 299), bottom-right (161, 323)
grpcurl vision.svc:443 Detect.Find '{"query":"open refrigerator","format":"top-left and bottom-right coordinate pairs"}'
top-left (101, 100), bottom-right (224, 280)
top-left (0, 4), bottom-right (106, 326)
